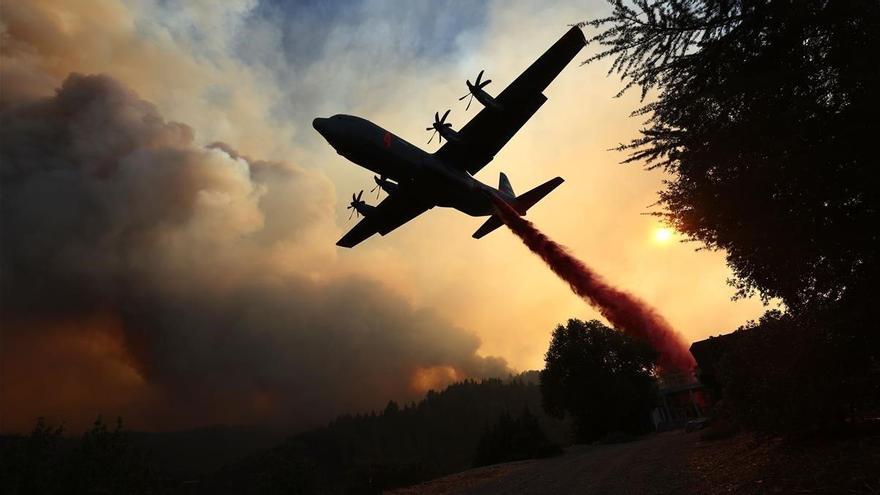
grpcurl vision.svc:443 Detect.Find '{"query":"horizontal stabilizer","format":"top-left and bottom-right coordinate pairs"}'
top-left (472, 215), bottom-right (504, 239)
top-left (515, 176), bottom-right (564, 213)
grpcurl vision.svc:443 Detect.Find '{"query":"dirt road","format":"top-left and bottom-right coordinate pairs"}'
top-left (389, 429), bottom-right (880, 494)
top-left (388, 431), bottom-right (696, 495)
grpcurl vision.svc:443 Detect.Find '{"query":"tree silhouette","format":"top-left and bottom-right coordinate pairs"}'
top-left (205, 375), bottom-right (568, 493)
top-left (473, 407), bottom-right (561, 467)
top-left (714, 309), bottom-right (879, 436)
top-left (0, 418), bottom-right (65, 495)
top-left (587, 0), bottom-right (880, 309)
top-left (541, 319), bottom-right (658, 443)
top-left (586, 0), bottom-right (880, 435)
top-left (72, 417), bottom-right (158, 494)
top-left (0, 417), bottom-right (158, 495)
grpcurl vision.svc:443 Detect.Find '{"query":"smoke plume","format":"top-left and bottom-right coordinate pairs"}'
top-left (0, 73), bottom-right (508, 432)
top-left (491, 197), bottom-right (696, 373)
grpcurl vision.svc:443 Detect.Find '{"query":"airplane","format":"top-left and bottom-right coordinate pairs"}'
top-left (313, 26), bottom-right (586, 248)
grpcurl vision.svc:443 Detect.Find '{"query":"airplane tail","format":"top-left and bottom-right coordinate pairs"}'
top-left (472, 174), bottom-right (564, 239)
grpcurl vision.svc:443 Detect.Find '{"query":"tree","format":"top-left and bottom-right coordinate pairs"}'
top-left (586, 0), bottom-right (880, 310)
top-left (473, 408), bottom-right (560, 467)
top-left (383, 400), bottom-right (400, 416)
top-left (540, 319), bottom-right (658, 442)
top-left (717, 309), bottom-right (880, 436)
top-left (205, 375), bottom-right (570, 493)
top-left (586, 0), bottom-right (880, 434)
top-left (71, 417), bottom-right (158, 494)
top-left (0, 417), bottom-right (158, 495)
top-left (0, 418), bottom-right (65, 495)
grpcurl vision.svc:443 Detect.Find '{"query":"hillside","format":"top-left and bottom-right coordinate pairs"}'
top-left (202, 374), bottom-right (569, 494)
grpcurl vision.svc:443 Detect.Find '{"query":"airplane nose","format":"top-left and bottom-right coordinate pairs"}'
top-left (312, 117), bottom-right (328, 135)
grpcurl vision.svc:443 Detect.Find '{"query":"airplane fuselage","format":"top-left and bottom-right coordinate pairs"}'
top-left (313, 25), bottom-right (582, 247)
top-left (313, 114), bottom-right (511, 216)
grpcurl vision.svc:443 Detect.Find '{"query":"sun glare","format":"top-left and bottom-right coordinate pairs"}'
top-left (653, 227), bottom-right (674, 244)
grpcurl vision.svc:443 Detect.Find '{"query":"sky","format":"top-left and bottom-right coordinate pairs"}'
top-left (0, 0), bottom-right (768, 433)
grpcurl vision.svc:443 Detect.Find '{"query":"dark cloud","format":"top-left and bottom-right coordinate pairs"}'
top-left (0, 73), bottom-right (508, 431)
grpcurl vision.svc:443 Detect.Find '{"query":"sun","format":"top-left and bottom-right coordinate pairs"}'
top-left (653, 227), bottom-right (675, 244)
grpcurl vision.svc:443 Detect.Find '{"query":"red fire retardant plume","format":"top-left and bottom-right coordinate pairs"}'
top-left (491, 196), bottom-right (696, 373)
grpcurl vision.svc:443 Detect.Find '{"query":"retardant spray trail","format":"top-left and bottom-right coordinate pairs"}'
top-left (491, 196), bottom-right (696, 373)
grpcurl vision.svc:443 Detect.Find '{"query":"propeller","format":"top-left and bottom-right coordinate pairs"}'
top-left (370, 175), bottom-right (386, 199)
top-left (347, 190), bottom-right (365, 220)
top-left (425, 109), bottom-right (453, 144)
top-left (459, 69), bottom-right (492, 111)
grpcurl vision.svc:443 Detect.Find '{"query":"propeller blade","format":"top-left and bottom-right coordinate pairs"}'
top-left (427, 130), bottom-right (436, 144)
top-left (465, 94), bottom-right (473, 111)
top-left (459, 93), bottom-right (470, 101)
top-left (476, 70), bottom-right (484, 85)
top-left (444, 123), bottom-right (452, 128)
top-left (357, 190), bottom-right (363, 201)
top-left (348, 208), bottom-right (354, 220)
top-left (441, 109), bottom-right (450, 123)
top-left (434, 111), bottom-right (439, 123)
top-left (479, 79), bottom-right (492, 88)
top-left (426, 126), bottom-right (434, 131)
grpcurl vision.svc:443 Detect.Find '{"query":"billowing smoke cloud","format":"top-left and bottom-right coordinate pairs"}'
top-left (0, 73), bottom-right (508, 432)
top-left (491, 197), bottom-right (695, 372)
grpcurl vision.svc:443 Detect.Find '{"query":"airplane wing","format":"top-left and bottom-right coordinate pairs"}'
top-left (434, 26), bottom-right (586, 175)
top-left (336, 191), bottom-right (433, 248)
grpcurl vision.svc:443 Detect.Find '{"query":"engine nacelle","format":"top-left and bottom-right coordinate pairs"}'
top-left (374, 175), bottom-right (399, 195)
top-left (468, 84), bottom-right (503, 112)
top-left (435, 124), bottom-right (461, 143)
top-left (354, 202), bottom-right (375, 217)
top-left (461, 70), bottom-right (503, 112)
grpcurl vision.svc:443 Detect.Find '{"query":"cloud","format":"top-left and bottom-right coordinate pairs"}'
top-left (0, 71), bottom-right (507, 431)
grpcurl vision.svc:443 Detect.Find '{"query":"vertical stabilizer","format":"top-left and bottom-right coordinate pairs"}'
top-left (498, 172), bottom-right (515, 196)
